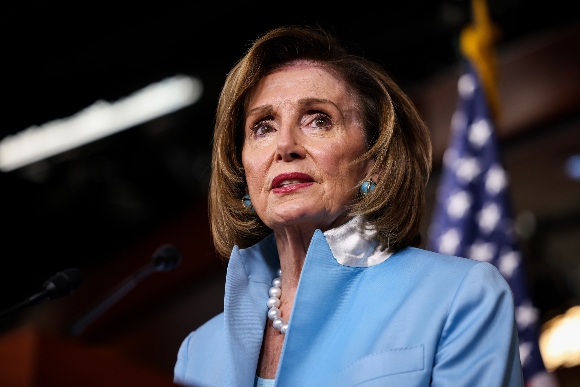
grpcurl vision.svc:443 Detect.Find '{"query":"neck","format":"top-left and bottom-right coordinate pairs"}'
top-left (271, 214), bottom-right (352, 289)
top-left (272, 226), bottom-right (314, 291)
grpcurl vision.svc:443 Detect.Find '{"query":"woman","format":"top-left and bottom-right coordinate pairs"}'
top-left (174, 26), bottom-right (523, 386)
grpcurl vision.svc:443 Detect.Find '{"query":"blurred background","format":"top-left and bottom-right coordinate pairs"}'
top-left (1, 0), bottom-right (579, 385)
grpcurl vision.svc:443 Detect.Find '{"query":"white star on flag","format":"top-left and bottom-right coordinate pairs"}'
top-left (499, 250), bottom-right (520, 278)
top-left (468, 241), bottom-right (495, 262)
top-left (456, 157), bottom-right (481, 183)
top-left (477, 202), bottom-right (501, 233)
top-left (468, 118), bottom-right (491, 148)
top-left (447, 190), bottom-right (472, 219)
top-left (516, 301), bottom-right (539, 330)
top-left (451, 111), bottom-right (467, 133)
top-left (439, 228), bottom-right (461, 255)
top-left (457, 73), bottom-right (476, 98)
top-left (519, 341), bottom-right (533, 366)
top-left (485, 164), bottom-right (508, 195)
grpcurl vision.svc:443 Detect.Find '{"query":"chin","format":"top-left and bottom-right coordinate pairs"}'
top-left (263, 205), bottom-right (339, 232)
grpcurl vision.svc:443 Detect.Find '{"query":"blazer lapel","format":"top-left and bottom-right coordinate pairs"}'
top-left (223, 234), bottom-right (279, 386)
top-left (276, 230), bottom-right (365, 386)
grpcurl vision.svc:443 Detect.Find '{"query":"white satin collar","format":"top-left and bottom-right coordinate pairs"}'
top-left (323, 216), bottom-right (392, 267)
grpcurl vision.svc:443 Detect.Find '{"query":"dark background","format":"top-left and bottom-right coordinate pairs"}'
top-left (1, 0), bottom-right (579, 384)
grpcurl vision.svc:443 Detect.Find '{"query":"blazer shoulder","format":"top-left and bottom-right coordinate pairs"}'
top-left (176, 312), bottom-right (226, 365)
top-left (398, 246), bottom-right (481, 270)
top-left (189, 312), bottom-right (225, 343)
top-left (174, 313), bottom-right (226, 386)
top-left (394, 247), bottom-right (508, 287)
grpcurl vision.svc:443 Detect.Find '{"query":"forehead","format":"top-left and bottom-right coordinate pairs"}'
top-left (246, 61), bottom-right (353, 109)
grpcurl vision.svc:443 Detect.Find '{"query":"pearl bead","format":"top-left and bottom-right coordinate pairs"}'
top-left (272, 317), bottom-right (284, 330)
top-left (269, 286), bottom-right (281, 298)
top-left (267, 296), bottom-right (280, 309)
top-left (267, 307), bottom-right (280, 320)
top-left (267, 268), bottom-right (288, 334)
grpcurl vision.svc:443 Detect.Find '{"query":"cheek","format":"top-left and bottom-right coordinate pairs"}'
top-left (242, 150), bottom-right (270, 192)
top-left (318, 143), bottom-right (365, 176)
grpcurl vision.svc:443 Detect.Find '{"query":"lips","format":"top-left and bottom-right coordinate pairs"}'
top-left (271, 172), bottom-right (315, 193)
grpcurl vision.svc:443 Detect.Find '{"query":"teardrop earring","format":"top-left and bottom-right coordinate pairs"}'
top-left (359, 179), bottom-right (377, 196)
top-left (242, 194), bottom-right (255, 212)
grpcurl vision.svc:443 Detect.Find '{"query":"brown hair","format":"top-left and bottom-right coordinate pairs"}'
top-left (209, 25), bottom-right (432, 258)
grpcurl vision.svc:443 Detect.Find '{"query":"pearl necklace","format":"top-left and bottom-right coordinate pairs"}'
top-left (267, 269), bottom-right (288, 334)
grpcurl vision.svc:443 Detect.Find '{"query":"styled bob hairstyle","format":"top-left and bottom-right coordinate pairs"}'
top-left (209, 25), bottom-right (432, 258)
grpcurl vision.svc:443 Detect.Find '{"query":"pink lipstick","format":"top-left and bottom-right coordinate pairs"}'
top-left (271, 172), bottom-right (315, 194)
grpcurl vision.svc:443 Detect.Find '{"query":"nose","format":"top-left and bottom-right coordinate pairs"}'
top-left (275, 125), bottom-right (306, 162)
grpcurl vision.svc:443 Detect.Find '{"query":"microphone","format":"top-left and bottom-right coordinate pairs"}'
top-left (68, 244), bottom-right (181, 336)
top-left (0, 268), bottom-right (83, 320)
top-left (152, 243), bottom-right (182, 272)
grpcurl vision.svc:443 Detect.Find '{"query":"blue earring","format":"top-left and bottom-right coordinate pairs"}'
top-left (242, 194), bottom-right (255, 212)
top-left (360, 179), bottom-right (377, 196)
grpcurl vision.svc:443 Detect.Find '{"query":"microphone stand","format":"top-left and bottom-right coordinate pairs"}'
top-left (68, 244), bottom-right (181, 337)
top-left (0, 268), bottom-right (82, 321)
top-left (0, 295), bottom-right (45, 320)
top-left (68, 264), bottom-right (155, 336)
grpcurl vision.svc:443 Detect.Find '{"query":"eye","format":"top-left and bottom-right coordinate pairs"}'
top-left (309, 113), bottom-right (332, 130)
top-left (250, 118), bottom-right (275, 137)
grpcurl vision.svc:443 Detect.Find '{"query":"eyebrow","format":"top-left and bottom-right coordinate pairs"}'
top-left (245, 98), bottom-right (342, 117)
top-left (246, 105), bottom-right (275, 117)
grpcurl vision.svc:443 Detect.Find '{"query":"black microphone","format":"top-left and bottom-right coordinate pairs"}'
top-left (0, 268), bottom-right (83, 320)
top-left (152, 243), bottom-right (182, 272)
top-left (68, 244), bottom-right (181, 336)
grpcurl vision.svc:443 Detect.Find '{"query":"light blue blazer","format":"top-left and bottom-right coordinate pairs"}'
top-left (174, 220), bottom-right (523, 386)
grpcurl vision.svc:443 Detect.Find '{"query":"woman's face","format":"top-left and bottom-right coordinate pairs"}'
top-left (242, 61), bottom-right (373, 233)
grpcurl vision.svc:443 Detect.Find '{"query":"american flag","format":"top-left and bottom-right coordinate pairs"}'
top-left (427, 60), bottom-right (556, 385)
